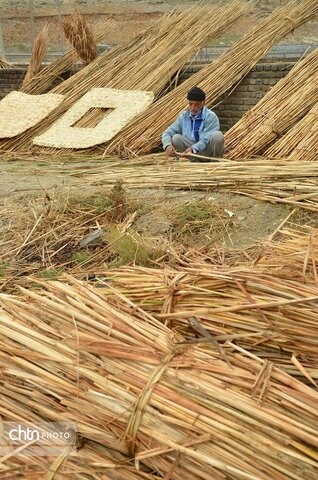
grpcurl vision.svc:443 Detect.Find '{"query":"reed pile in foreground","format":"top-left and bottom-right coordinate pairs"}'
top-left (21, 20), bottom-right (115, 95)
top-left (21, 23), bottom-right (50, 88)
top-left (94, 264), bottom-right (318, 373)
top-left (0, 276), bottom-right (317, 479)
top-left (265, 103), bottom-right (318, 160)
top-left (0, 1), bottom-right (248, 153)
top-left (104, 0), bottom-right (318, 156)
top-left (225, 47), bottom-right (318, 158)
top-left (76, 156), bottom-right (318, 211)
top-left (62, 9), bottom-right (98, 65)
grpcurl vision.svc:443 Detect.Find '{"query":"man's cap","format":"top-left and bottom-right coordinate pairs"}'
top-left (187, 86), bottom-right (206, 101)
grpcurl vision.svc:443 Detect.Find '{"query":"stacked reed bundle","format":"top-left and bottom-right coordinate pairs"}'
top-left (0, 2), bottom-right (248, 153)
top-left (225, 48), bottom-right (318, 158)
top-left (21, 23), bottom-right (50, 89)
top-left (265, 103), bottom-right (318, 160)
top-left (77, 156), bottom-right (318, 211)
top-left (21, 20), bottom-right (115, 95)
top-left (103, 0), bottom-right (318, 156)
top-left (93, 266), bottom-right (318, 371)
top-left (0, 276), bottom-right (317, 479)
top-left (62, 9), bottom-right (98, 65)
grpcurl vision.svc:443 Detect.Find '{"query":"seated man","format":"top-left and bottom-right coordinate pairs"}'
top-left (162, 86), bottom-right (224, 162)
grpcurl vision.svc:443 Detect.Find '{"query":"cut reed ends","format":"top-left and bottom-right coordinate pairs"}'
top-left (21, 20), bottom-right (115, 95)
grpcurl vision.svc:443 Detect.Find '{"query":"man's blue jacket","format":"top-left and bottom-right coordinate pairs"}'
top-left (162, 106), bottom-right (220, 153)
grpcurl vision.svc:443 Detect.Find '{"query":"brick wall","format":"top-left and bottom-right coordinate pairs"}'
top-left (0, 60), bottom-right (294, 131)
top-left (0, 68), bottom-right (26, 99)
top-left (0, 67), bottom-right (78, 99)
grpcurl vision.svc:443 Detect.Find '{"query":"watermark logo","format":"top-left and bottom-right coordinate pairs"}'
top-left (1, 422), bottom-right (77, 457)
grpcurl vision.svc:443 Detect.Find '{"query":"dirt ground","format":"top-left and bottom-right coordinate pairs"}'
top-left (0, 154), bottom-right (292, 252)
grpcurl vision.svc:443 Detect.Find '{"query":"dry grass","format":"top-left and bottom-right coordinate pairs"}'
top-left (167, 198), bottom-right (233, 247)
top-left (22, 23), bottom-right (50, 88)
top-left (0, 57), bottom-right (12, 69)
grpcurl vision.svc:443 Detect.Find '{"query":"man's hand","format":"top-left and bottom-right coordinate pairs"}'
top-left (184, 147), bottom-right (193, 155)
top-left (165, 145), bottom-right (177, 157)
top-left (180, 146), bottom-right (193, 157)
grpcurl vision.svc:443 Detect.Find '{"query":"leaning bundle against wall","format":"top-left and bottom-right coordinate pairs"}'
top-left (224, 47), bottom-right (318, 158)
top-left (265, 102), bottom-right (318, 160)
top-left (103, 0), bottom-right (318, 156)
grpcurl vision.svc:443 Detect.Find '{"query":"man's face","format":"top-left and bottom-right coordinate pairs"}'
top-left (188, 100), bottom-right (204, 116)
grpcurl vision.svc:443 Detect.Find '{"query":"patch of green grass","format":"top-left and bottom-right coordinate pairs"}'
top-left (0, 263), bottom-right (9, 278)
top-left (71, 251), bottom-right (92, 265)
top-left (36, 162), bottom-right (49, 167)
top-left (73, 180), bottom-right (145, 219)
top-left (39, 268), bottom-right (64, 280)
top-left (105, 225), bottom-right (161, 267)
top-left (168, 199), bottom-right (232, 246)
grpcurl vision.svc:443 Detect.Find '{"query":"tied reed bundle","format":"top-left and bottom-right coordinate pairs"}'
top-left (103, 0), bottom-right (318, 156)
top-left (265, 103), bottom-right (318, 160)
top-left (21, 23), bottom-right (50, 89)
top-left (225, 48), bottom-right (318, 158)
top-left (62, 9), bottom-right (98, 65)
top-left (77, 155), bottom-right (318, 211)
top-left (0, 1), bottom-right (249, 153)
top-left (21, 20), bottom-right (115, 95)
top-left (0, 276), bottom-right (317, 479)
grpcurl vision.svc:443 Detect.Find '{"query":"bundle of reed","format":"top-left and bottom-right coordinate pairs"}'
top-left (77, 156), bottom-right (318, 211)
top-left (21, 23), bottom-right (50, 89)
top-left (0, 276), bottom-right (317, 479)
top-left (21, 20), bottom-right (115, 95)
top-left (225, 47), bottom-right (318, 158)
top-left (0, 1), bottom-right (249, 153)
top-left (0, 57), bottom-right (12, 69)
top-left (103, 0), bottom-right (318, 156)
top-left (264, 103), bottom-right (318, 160)
top-left (91, 265), bottom-right (318, 369)
top-left (62, 9), bottom-right (98, 65)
